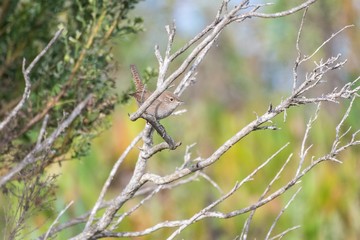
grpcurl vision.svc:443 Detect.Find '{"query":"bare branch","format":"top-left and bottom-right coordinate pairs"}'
top-left (296, 103), bottom-right (321, 176)
top-left (156, 22), bottom-right (176, 87)
top-left (330, 96), bottom-right (360, 155)
top-left (135, 173), bottom-right (200, 197)
top-left (84, 132), bottom-right (142, 230)
top-left (0, 94), bottom-right (93, 188)
top-left (92, 144), bottom-right (289, 239)
top-left (292, 7), bottom-right (308, 92)
top-left (199, 172), bottom-right (223, 194)
top-left (60, 2), bottom-right (360, 239)
top-left (36, 114), bottom-right (49, 148)
top-left (26, 29), bottom-right (64, 73)
top-left (175, 33), bottom-right (219, 96)
top-left (335, 96), bottom-right (356, 140)
top-left (44, 201), bottom-right (74, 240)
top-left (171, 108), bottom-right (187, 116)
top-left (167, 143), bottom-right (288, 240)
top-left (129, 0), bottom-right (317, 121)
top-left (0, 60), bottom-right (31, 132)
top-left (265, 187), bottom-right (302, 239)
top-left (303, 25), bottom-right (354, 62)
top-left (243, 0), bottom-right (316, 19)
top-left (268, 225), bottom-right (301, 240)
top-left (166, 181), bottom-right (243, 240)
top-left (110, 186), bottom-right (163, 230)
top-left (0, 28), bottom-right (63, 132)
top-left (215, 0), bottom-right (230, 21)
top-left (38, 173), bottom-right (202, 239)
top-left (154, 44), bottom-right (163, 67)
top-left (72, 134), bottom-right (151, 239)
top-left (241, 152), bottom-right (293, 239)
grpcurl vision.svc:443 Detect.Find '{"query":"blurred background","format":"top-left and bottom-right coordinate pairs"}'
top-left (1, 0), bottom-right (360, 239)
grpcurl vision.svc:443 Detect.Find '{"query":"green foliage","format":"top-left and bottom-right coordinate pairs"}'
top-left (0, 0), bottom-right (142, 237)
top-left (1, 1), bottom-right (359, 239)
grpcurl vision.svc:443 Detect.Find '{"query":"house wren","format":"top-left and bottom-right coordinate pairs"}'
top-left (129, 64), bottom-right (183, 119)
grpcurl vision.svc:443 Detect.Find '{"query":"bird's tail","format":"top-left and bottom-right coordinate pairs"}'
top-left (130, 64), bottom-right (144, 91)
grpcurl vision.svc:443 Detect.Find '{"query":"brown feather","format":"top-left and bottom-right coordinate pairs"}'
top-left (130, 64), bottom-right (144, 91)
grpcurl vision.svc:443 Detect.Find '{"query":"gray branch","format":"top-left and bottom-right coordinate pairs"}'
top-left (50, 1), bottom-right (360, 239)
top-left (129, 0), bottom-right (316, 121)
top-left (0, 29), bottom-right (63, 132)
top-left (0, 94), bottom-right (93, 188)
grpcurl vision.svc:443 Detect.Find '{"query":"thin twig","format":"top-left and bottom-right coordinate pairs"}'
top-left (241, 151), bottom-right (292, 239)
top-left (199, 172), bottom-right (223, 194)
top-left (0, 29), bottom-right (63, 132)
top-left (84, 132), bottom-right (143, 230)
top-left (167, 143), bottom-right (287, 240)
top-left (268, 225), bottom-right (301, 240)
top-left (265, 187), bottom-right (302, 240)
top-left (292, 7), bottom-right (308, 93)
top-left (36, 114), bottom-right (49, 148)
top-left (296, 103), bottom-right (321, 177)
top-left (303, 25), bottom-right (354, 62)
top-left (0, 95), bottom-right (93, 188)
top-left (242, 0), bottom-right (316, 19)
top-left (44, 201), bottom-right (74, 240)
top-left (0, 60), bottom-right (31, 132)
top-left (110, 186), bottom-right (163, 230)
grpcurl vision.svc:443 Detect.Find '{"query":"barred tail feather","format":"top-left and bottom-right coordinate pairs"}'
top-left (130, 64), bottom-right (144, 91)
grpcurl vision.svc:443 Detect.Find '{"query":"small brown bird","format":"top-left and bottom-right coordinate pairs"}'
top-left (129, 64), bottom-right (183, 119)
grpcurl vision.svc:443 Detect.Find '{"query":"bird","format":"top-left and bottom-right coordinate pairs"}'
top-left (129, 64), bottom-right (183, 119)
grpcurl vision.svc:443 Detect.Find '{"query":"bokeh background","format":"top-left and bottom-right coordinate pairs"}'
top-left (1, 0), bottom-right (360, 239)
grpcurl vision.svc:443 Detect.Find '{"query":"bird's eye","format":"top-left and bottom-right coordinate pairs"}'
top-left (169, 97), bottom-right (174, 102)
